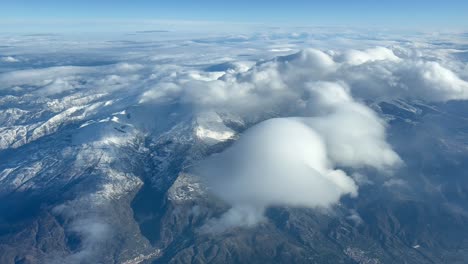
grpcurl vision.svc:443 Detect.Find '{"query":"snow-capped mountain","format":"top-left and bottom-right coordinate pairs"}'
top-left (1, 30), bottom-right (468, 263)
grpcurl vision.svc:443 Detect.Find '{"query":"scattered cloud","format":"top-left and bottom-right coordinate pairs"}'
top-left (383, 178), bottom-right (408, 188)
top-left (51, 203), bottom-right (112, 264)
top-left (347, 209), bottom-right (364, 225)
top-left (2, 30), bottom-right (468, 241)
top-left (0, 56), bottom-right (19, 63)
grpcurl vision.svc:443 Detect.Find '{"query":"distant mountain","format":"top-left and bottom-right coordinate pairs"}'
top-left (1, 31), bottom-right (468, 263)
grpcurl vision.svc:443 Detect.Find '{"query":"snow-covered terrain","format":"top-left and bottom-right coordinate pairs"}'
top-left (1, 29), bottom-right (468, 263)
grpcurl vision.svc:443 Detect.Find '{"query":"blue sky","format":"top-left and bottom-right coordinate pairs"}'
top-left (2, 0), bottom-right (468, 32)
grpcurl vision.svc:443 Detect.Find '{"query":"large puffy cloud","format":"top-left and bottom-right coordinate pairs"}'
top-left (341, 59), bottom-right (468, 101)
top-left (401, 61), bottom-right (468, 100)
top-left (202, 118), bottom-right (356, 208)
top-left (198, 118), bottom-right (359, 231)
top-left (197, 81), bottom-right (401, 231)
top-left (303, 82), bottom-right (401, 170)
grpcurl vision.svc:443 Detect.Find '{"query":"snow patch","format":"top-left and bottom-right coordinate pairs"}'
top-left (194, 112), bottom-right (235, 144)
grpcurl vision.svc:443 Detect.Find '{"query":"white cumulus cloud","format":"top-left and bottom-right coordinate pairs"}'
top-left (198, 118), bottom-right (359, 231)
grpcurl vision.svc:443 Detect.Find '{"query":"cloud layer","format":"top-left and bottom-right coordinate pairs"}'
top-left (2, 31), bottom-right (468, 238)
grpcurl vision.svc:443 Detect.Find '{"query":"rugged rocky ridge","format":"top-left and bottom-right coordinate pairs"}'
top-left (140, 100), bottom-right (468, 264)
top-left (1, 31), bottom-right (468, 263)
top-left (2, 98), bottom-right (468, 263)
